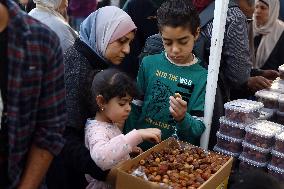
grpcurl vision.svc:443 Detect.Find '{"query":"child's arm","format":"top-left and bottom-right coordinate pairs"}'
top-left (170, 97), bottom-right (205, 137)
top-left (85, 127), bottom-right (143, 171)
top-left (170, 88), bottom-right (206, 141)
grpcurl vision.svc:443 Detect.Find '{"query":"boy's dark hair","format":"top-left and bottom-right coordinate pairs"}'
top-left (157, 0), bottom-right (200, 35)
top-left (91, 68), bottom-right (138, 112)
top-left (230, 170), bottom-right (283, 189)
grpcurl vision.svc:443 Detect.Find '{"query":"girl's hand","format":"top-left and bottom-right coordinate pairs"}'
top-left (169, 96), bottom-right (187, 122)
top-left (137, 128), bottom-right (161, 143)
top-left (129, 146), bottom-right (143, 158)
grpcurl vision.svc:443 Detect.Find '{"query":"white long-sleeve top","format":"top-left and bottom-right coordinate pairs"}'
top-left (29, 7), bottom-right (77, 52)
top-left (84, 119), bottom-right (142, 189)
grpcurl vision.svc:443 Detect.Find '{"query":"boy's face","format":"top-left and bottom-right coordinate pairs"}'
top-left (161, 26), bottom-right (199, 65)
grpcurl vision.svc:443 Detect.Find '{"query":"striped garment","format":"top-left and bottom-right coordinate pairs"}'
top-left (5, 1), bottom-right (66, 188)
top-left (201, 5), bottom-right (252, 88)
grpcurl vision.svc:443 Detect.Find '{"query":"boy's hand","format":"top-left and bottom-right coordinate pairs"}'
top-left (169, 96), bottom-right (187, 122)
top-left (137, 128), bottom-right (161, 143)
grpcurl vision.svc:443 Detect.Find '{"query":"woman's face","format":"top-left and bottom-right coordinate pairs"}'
top-left (105, 31), bottom-right (135, 65)
top-left (254, 1), bottom-right (269, 27)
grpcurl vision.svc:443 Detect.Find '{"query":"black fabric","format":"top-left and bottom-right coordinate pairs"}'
top-left (46, 38), bottom-right (110, 189)
top-left (118, 0), bottom-right (162, 78)
top-left (254, 34), bottom-right (262, 55)
top-left (0, 28), bottom-right (8, 188)
top-left (74, 38), bottom-right (110, 70)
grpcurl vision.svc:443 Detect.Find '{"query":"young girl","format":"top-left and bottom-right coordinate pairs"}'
top-left (84, 69), bottom-right (161, 189)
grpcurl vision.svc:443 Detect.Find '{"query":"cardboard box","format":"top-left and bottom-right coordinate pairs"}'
top-left (116, 138), bottom-right (233, 189)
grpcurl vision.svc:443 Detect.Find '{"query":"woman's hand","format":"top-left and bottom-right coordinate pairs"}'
top-left (169, 96), bottom-right (187, 122)
top-left (137, 128), bottom-right (161, 143)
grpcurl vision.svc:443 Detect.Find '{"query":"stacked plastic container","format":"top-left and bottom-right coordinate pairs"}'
top-left (255, 89), bottom-right (279, 122)
top-left (239, 121), bottom-right (283, 172)
top-left (268, 131), bottom-right (284, 181)
top-left (214, 99), bottom-right (263, 159)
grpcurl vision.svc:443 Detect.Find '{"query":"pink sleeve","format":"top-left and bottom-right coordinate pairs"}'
top-left (85, 127), bottom-right (142, 171)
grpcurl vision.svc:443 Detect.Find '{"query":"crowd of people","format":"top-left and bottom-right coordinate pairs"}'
top-left (0, 0), bottom-right (284, 189)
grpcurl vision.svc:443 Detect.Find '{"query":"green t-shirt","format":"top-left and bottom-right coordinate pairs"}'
top-left (125, 52), bottom-right (207, 150)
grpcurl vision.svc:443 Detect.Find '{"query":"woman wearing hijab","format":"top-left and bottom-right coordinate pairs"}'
top-left (29, 0), bottom-right (78, 52)
top-left (46, 6), bottom-right (136, 189)
top-left (253, 0), bottom-right (284, 70)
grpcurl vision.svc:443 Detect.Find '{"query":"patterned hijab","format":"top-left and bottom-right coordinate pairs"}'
top-left (79, 6), bottom-right (136, 59)
top-left (253, 0), bottom-right (284, 68)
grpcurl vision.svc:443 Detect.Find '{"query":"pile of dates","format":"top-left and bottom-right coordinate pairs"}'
top-left (129, 146), bottom-right (230, 189)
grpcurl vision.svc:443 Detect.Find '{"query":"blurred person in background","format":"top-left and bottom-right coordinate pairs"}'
top-left (68, 0), bottom-right (97, 31)
top-left (118, 0), bottom-right (165, 78)
top-left (253, 0), bottom-right (284, 71)
top-left (18, 0), bottom-right (35, 12)
top-left (29, 0), bottom-right (78, 52)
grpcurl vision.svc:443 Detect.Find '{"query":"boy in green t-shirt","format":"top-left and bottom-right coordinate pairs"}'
top-left (125, 0), bottom-right (207, 150)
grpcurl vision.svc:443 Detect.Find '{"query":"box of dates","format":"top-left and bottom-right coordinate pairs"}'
top-left (115, 138), bottom-right (233, 189)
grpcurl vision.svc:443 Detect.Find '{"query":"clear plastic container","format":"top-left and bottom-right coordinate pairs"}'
top-left (219, 116), bottom-right (246, 139)
top-left (274, 131), bottom-right (284, 154)
top-left (213, 146), bottom-right (240, 158)
top-left (255, 89), bottom-right (280, 109)
top-left (241, 141), bottom-right (271, 163)
top-left (267, 164), bottom-right (284, 181)
top-left (278, 94), bottom-right (284, 112)
top-left (278, 65), bottom-right (284, 80)
top-left (224, 99), bottom-right (263, 123)
top-left (216, 132), bottom-right (243, 153)
top-left (276, 110), bottom-right (284, 124)
top-left (258, 108), bottom-right (275, 121)
top-left (245, 120), bottom-right (283, 149)
top-left (270, 150), bottom-right (284, 169)
top-left (270, 77), bottom-right (284, 93)
top-left (239, 154), bottom-right (267, 172)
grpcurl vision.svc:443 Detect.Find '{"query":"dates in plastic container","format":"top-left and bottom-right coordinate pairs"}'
top-left (258, 108), bottom-right (275, 121)
top-left (278, 65), bottom-right (284, 80)
top-left (270, 150), bottom-right (284, 169)
top-left (268, 164), bottom-right (284, 181)
top-left (239, 154), bottom-right (267, 172)
top-left (255, 89), bottom-right (280, 109)
top-left (241, 141), bottom-right (270, 163)
top-left (224, 99), bottom-right (263, 124)
top-left (276, 110), bottom-right (284, 124)
top-left (274, 131), bottom-right (284, 154)
top-left (278, 94), bottom-right (284, 112)
top-left (245, 120), bottom-right (283, 149)
top-left (270, 77), bottom-right (284, 93)
top-left (216, 132), bottom-right (243, 153)
top-left (219, 116), bottom-right (246, 139)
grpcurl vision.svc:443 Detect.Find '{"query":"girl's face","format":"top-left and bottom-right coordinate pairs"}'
top-left (100, 94), bottom-right (132, 123)
top-left (161, 26), bottom-right (199, 65)
top-left (105, 31), bottom-right (135, 65)
top-left (254, 1), bottom-right (269, 27)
